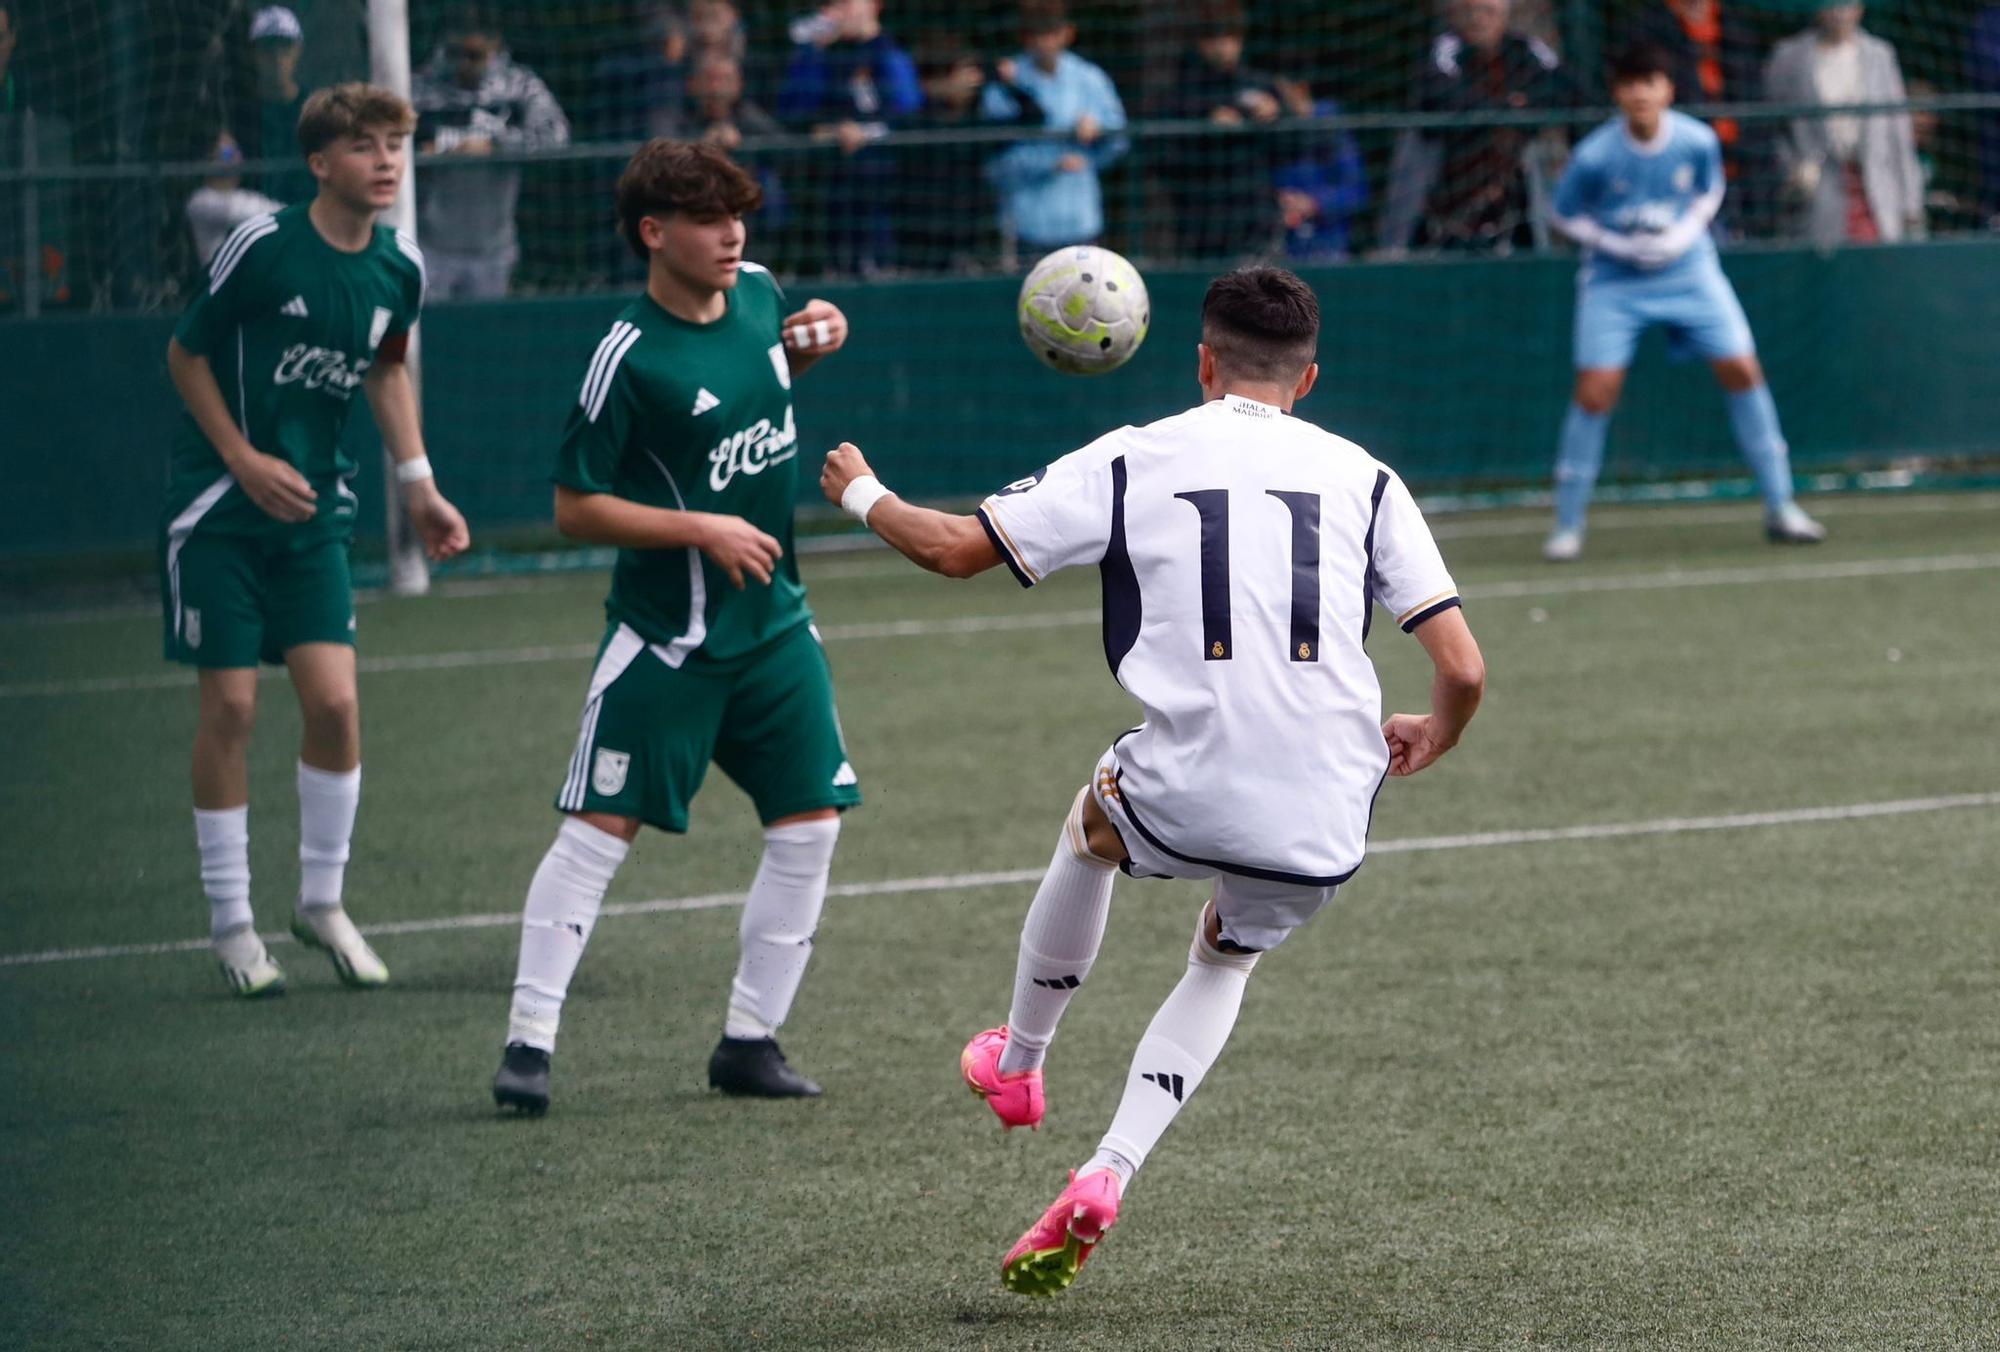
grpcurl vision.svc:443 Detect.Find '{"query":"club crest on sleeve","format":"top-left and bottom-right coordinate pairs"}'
top-left (767, 343), bottom-right (792, 391)
top-left (591, 748), bottom-right (630, 796)
top-left (368, 307), bottom-right (392, 351)
top-left (997, 465), bottom-right (1050, 497)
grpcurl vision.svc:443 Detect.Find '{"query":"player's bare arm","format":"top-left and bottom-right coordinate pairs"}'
top-left (820, 442), bottom-right (1002, 579)
top-left (780, 298), bottom-right (849, 379)
top-left (1382, 607), bottom-right (1485, 778)
top-left (362, 361), bottom-right (470, 562)
top-left (166, 337), bottom-right (318, 523)
top-left (553, 485), bottom-right (782, 589)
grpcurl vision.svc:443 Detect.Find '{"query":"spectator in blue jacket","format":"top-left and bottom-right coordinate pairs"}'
top-left (779, 0), bottom-right (921, 273)
top-left (1273, 97), bottom-right (1369, 262)
top-left (981, 0), bottom-right (1129, 257)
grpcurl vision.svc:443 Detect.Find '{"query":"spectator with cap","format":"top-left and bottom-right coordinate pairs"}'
top-left (1764, 2), bottom-right (1923, 246)
top-left (983, 0), bottom-right (1128, 259)
top-left (236, 6), bottom-right (315, 204)
top-left (413, 4), bottom-right (571, 299)
top-left (778, 0), bottom-right (921, 274)
top-left (184, 130), bottom-right (284, 265)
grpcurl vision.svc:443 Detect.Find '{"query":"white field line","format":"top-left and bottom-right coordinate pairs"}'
top-left (8, 549), bottom-right (2000, 701)
top-left (2, 791), bottom-right (1994, 970)
top-left (8, 492), bottom-right (1997, 627)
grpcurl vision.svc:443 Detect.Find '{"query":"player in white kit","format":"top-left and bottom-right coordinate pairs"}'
top-left (820, 267), bottom-right (1486, 1296)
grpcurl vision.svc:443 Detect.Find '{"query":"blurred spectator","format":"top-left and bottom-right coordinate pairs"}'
top-left (1405, 0), bottom-right (1572, 253)
top-left (585, 6), bottom-right (688, 143)
top-left (185, 131), bottom-right (284, 265)
top-left (984, 1), bottom-right (1128, 257)
top-left (413, 6), bottom-right (571, 300)
top-left (1972, 5), bottom-right (2000, 222)
top-left (237, 6), bottom-right (314, 204)
top-left (899, 34), bottom-right (1039, 270)
top-left (1764, 3), bottom-right (1923, 247)
top-left (688, 0), bottom-right (749, 68)
top-left (1907, 79), bottom-right (1982, 234)
top-left (688, 51), bottom-right (785, 230)
top-left (0, 2), bottom-right (22, 114)
top-left (1153, 0), bottom-right (1288, 259)
top-left (1273, 97), bottom-right (1368, 263)
top-left (1622, 1), bottom-right (1762, 231)
top-left (778, 0), bottom-right (921, 274)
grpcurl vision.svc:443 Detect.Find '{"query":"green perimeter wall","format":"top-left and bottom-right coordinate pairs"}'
top-left (4, 240), bottom-right (1996, 557)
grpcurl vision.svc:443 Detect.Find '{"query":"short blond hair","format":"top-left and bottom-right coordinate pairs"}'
top-left (297, 83), bottom-right (417, 156)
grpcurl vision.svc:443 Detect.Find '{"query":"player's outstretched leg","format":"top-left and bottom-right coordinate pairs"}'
top-left (495, 815), bottom-right (631, 1114)
top-left (964, 789), bottom-right (1116, 1130)
top-left (1717, 367), bottom-right (1824, 544)
top-left (709, 816), bottom-right (841, 1098)
top-left (1000, 904), bottom-right (1259, 1295)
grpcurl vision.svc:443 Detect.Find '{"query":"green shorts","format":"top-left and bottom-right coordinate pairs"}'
top-left (554, 620), bottom-right (862, 832)
top-left (161, 531), bottom-right (356, 668)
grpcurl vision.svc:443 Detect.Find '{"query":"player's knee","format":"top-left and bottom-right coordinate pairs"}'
top-left (200, 689), bottom-right (258, 744)
top-left (763, 813), bottom-right (840, 874)
top-left (1192, 908), bottom-right (1261, 974)
top-left (1713, 356), bottom-right (1762, 393)
top-left (1573, 381), bottom-right (1621, 416)
top-left (299, 686), bottom-right (360, 741)
top-left (1072, 788), bottom-right (1127, 868)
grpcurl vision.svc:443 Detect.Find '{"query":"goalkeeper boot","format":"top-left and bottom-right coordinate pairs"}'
top-left (1542, 527), bottom-right (1584, 563)
top-left (492, 1043), bottom-right (552, 1116)
top-left (213, 924), bottom-right (286, 999)
top-left (290, 904), bottom-right (389, 988)
top-left (1766, 502), bottom-right (1827, 544)
top-left (961, 1026), bottom-right (1044, 1131)
top-left (707, 1036), bottom-right (822, 1098)
top-left (1001, 1168), bottom-right (1123, 1297)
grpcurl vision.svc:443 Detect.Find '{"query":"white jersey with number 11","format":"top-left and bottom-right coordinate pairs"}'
top-left (978, 394), bottom-right (1460, 885)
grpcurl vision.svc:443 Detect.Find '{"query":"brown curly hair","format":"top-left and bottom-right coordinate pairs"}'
top-left (616, 139), bottom-right (764, 260)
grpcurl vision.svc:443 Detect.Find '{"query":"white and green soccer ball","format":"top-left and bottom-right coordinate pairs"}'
top-left (1017, 245), bottom-right (1150, 376)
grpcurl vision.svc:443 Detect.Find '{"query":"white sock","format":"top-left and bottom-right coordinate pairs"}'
top-left (196, 806), bottom-right (252, 938)
top-left (998, 792), bottom-right (1118, 1076)
top-left (1094, 921), bottom-right (1259, 1187)
top-left (297, 761), bottom-right (361, 911)
top-left (724, 817), bottom-right (841, 1040)
top-left (507, 817), bottom-right (630, 1052)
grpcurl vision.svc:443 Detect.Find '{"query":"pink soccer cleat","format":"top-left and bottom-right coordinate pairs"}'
top-left (1001, 1168), bottom-right (1122, 1297)
top-left (960, 1027), bottom-right (1044, 1131)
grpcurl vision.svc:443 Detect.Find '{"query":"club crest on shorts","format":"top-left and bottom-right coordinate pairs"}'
top-left (183, 607), bottom-right (202, 649)
top-left (591, 748), bottom-right (630, 796)
top-left (768, 342), bottom-right (792, 390)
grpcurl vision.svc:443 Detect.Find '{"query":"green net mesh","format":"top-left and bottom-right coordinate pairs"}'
top-left (4, 1), bottom-right (1998, 564)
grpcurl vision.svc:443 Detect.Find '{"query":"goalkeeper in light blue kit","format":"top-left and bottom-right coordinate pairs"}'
top-left (1543, 42), bottom-right (1825, 562)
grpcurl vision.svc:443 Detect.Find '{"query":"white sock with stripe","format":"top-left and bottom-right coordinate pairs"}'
top-left (507, 817), bottom-right (630, 1052)
top-left (724, 817), bottom-right (842, 1039)
top-left (998, 793), bottom-right (1118, 1076)
top-left (1089, 920), bottom-right (1259, 1188)
top-left (196, 806), bottom-right (252, 937)
top-left (297, 761), bottom-right (360, 911)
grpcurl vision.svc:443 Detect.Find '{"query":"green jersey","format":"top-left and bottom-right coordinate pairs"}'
top-left (165, 203), bottom-right (425, 543)
top-left (552, 264), bottom-right (810, 665)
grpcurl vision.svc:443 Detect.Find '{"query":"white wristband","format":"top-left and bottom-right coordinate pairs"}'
top-left (394, 456), bottom-right (434, 485)
top-left (840, 475), bottom-right (892, 524)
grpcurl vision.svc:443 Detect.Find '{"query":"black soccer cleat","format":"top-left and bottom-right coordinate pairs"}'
top-left (707, 1036), bottom-right (823, 1098)
top-left (493, 1043), bottom-right (552, 1116)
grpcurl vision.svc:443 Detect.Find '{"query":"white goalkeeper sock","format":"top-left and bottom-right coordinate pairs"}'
top-left (724, 816), bottom-right (841, 1040)
top-left (296, 760), bottom-right (360, 911)
top-left (507, 817), bottom-right (629, 1052)
top-left (196, 805), bottom-right (252, 938)
top-left (998, 792), bottom-right (1118, 1076)
top-left (1092, 918), bottom-right (1259, 1187)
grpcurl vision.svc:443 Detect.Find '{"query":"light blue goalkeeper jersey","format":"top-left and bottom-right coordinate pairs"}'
top-left (1554, 110), bottom-right (1724, 285)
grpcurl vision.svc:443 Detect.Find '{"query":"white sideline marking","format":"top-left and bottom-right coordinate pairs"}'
top-left (3, 791), bottom-right (1994, 970)
top-left (7, 550), bottom-right (1999, 701)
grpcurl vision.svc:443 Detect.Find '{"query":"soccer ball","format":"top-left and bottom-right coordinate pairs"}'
top-left (1017, 245), bottom-right (1149, 376)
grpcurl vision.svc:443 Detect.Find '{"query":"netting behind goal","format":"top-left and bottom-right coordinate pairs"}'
top-left (5, 1), bottom-right (1999, 563)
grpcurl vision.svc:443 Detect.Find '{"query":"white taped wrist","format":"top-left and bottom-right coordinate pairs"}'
top-left (841, 475), bottom-right (892, 524)
top-left (394, 456), bottom-right (434, 485)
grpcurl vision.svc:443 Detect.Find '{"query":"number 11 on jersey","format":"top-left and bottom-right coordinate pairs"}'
top-left (1173, 489), bottom-right (1321, 663)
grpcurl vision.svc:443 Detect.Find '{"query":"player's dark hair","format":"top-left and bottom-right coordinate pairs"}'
top-left (616, 138), bottom-right (763, 259)
top-left (297, 83), bottom-right (418, 156)
top-left (1201, 267), bottom-right (1319, 383)
top-left (1610, 42), bottom-right (1675, 87)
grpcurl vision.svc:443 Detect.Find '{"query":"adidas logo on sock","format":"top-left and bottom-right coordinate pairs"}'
top-left (1141, 1071), bottom-right (1185, 1101)
top-left (691, 387), bottom-right (720, 416)
top-left (1032, 974), bottom-right (1081, 990)
top-left (280, 294), bottom-right (309, 317)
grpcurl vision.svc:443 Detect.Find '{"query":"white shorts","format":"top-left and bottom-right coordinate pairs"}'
top-left (1088, 745), bottom-right (1340, 953)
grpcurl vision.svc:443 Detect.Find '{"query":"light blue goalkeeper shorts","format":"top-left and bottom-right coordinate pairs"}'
top-left (1573, 258), bottom-right (1755, 371)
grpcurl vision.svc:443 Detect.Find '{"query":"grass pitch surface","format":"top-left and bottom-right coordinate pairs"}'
top-left (4, 494), bottom-right (1999, 1349)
